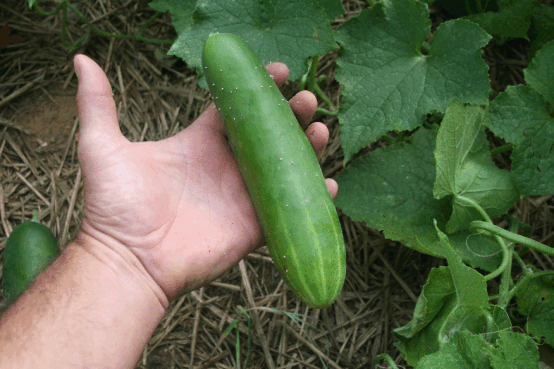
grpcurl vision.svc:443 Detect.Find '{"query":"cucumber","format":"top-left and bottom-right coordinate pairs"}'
top-left (202, 33), bottom-right (346, 308)
top-left (2, 210), bottom-right (60, 304)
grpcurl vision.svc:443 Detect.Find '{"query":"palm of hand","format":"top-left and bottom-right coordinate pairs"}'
top-left (79, 105), bottom-right (263, 299)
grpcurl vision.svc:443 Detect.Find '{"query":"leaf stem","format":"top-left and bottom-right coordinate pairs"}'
top-left (456, 195), bottom-right (492, 222)
top-left (512, 251), bottom-right (531, 275)
top-left (33, 0), bottom-right (174, 51)
top-left (313, 83), bottom-right (336, 110)
top-left (32, 1), bottom-right (64, 16)
top-left (490, 143), bottom-right (513, 156)
top-left (307, 55), bottom-right (319, 93)
top-left (504, 271), bottom-right (554, 303)
top-left (470, 221), bottom-right (554, 257)
top-left (65, 2), bottom-right (174, 45)
top-left (420, 41), bottom-right (431, 55)
top-left (315, 107), bottom-right (338, 116)
top-left (372, 353), bottom-right (399, 369)
top-left (455, 195), bottom-right (509, 281)
top-left (299, 72), bottom-right (307, 91)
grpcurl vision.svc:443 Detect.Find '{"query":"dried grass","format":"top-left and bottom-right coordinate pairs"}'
top-left (1, 1), bottom-right (553, 368)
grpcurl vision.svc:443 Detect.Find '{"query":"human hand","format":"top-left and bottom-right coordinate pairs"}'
top-left (73, 54), bottom-right (338, 303)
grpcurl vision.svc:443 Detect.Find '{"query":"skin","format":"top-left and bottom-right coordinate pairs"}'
top-left (0, 54), bottom-right (338, 368)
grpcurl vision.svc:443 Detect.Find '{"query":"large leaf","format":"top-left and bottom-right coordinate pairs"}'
top-left (394, 265), bottom-right (510, 366)
top-left (165, 0), bottom-right (338, 86)
top-left (149, 0), bottom-right (197, 31)
top-left (334, 0), bottom-right (491, 163)
top-left (395, 226), bottom-right (509, 366)
top-left (516, 273), bottom-right (554, 347)
top-left (489, 331), bottom-right (540, 369)
top-left (414, 331), bottom-right (493, 368)
top-left (529, 5), bottom-right (554, 60)
top-left (433, 101), bottom-right (519, 233)
top-left (483, 85), bottom-right (554, 197)
top-left (334, 128), bottom-right (503, 271)
top-left (525, 40), bottom-right (554, 107)
top-left (464, 0), bottom-right (537, 43)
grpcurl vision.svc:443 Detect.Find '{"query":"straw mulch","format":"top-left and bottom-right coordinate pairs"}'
top-left (1, 1), bottom-right (553, 368)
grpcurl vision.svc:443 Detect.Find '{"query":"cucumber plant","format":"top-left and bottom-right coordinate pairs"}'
top-left (202, 33), bottom-right (346, 308)
top-left (2, 210), bottom-right (60, 305)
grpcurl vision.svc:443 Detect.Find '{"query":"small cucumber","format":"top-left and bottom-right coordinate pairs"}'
top-left (3, 210), bottom-right (60, 304)
top-left (202, 33), bottom-right (346, 308)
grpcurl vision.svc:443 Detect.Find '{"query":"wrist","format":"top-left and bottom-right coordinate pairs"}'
top-left (74, 230), bottom-right (169, 311)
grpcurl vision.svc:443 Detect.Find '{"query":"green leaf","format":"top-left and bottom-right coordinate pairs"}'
top-left (490, 331), bottom-right (540, 369)
top-left (433, 101), bottom-right (519, 233)
top-left (149, 0), bottom-right (197, 32)
top-left (483, 85), bottom-right (554, 197)
top-left (433, 0), bottom-right (499, 16)
top-left (525, 40), bottom-right (554, 107)
top-left (335, 128), bottom-right (449, 257)
top-left (167, 0), bottom-right (337, 86)
top-left (529, 5), bottom-right (554, 60)
top-left (393, 264), bottom-right (509, 366)
top-left (395, 228), bottom-right (506, 366)
top-left (516, 273), bottom-right (554, 347)
top-left (335, 127), bottom-right (503, 271)
top-left (464, 0), bottom-right (537, 43)
top-left (315, 0), bottom-right (345, 21)
top-left (434, 222), bottom-right (488, 307)
top-left (414, 331), bottom-right (493, 369)
top-left (223, 319), bottom-right (239, 335)
top-left (334, 0), bottom-right (491, 163)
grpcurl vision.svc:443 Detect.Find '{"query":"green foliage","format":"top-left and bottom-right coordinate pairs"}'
top-left (393, 226), bottom-right (513, 366)
top-left (464, 0), bottom-right (537, 43)
top-left (149, 0), bottom-right (197, 32)
top-left (483, 40), bottom-right (554, 197)
top-left (433, 101), bottom-right (519, 233)
top-left (516, 274), bottom-right (554, 347)
top-left (335, 0), bottom-right (491, 163)
top-left (530, 5), bottom-right (554, 59)
top-left (333, 128), bottom-right (504, 271)
top-left (167, 0), bottom-right (339, 86)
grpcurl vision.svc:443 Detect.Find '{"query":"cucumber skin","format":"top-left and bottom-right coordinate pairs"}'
top-left (202, 33), bottom-right (345, 308)
top-left (3, 215), bottom-right (60, 303)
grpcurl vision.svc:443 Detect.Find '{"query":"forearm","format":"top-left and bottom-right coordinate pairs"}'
top-left (0, 234), bottom-right (167, 368)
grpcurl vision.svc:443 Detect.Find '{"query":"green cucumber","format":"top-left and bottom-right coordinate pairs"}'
top-left (202, 33), bottom-right (346, 308)
top-left (3, 210), bottom-right (60, 304)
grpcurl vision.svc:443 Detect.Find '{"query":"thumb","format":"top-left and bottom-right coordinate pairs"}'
top-left (74, 54), bottom-right (128, 160)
